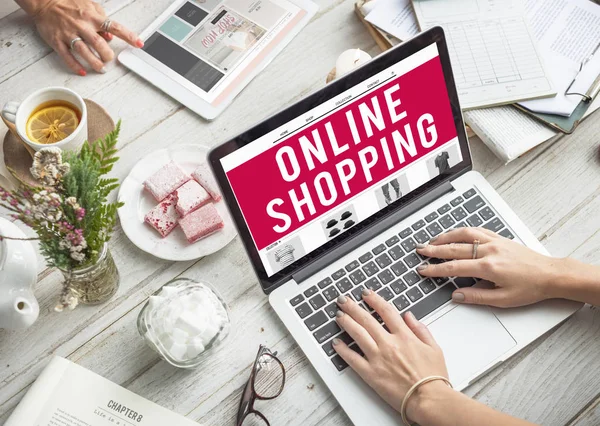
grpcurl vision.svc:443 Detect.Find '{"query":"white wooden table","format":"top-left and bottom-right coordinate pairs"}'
top-left (2, 1), bottom-right (600, 425)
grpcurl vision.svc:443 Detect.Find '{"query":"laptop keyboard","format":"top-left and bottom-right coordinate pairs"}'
top-left (289, 187), bottom-right (516, 372)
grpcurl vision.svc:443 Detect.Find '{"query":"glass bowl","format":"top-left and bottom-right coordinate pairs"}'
top-left (137, 278), bottom-right (231, 368)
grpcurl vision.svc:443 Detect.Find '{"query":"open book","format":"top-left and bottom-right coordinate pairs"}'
top-left (6, 356), bottom-right (201, 426)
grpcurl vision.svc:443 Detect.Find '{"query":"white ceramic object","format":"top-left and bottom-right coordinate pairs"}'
top-left (0, 218), bottom-right (39, 330)
top-left (117, 145), bottom-right (237, 261)
top-left (335, 49), bottom-right (372, 78)
top-left (1, 86), bottom-right (88, 153)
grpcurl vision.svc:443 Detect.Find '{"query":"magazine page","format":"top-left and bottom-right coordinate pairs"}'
top-left (5, 356), bottom-right (200, 426)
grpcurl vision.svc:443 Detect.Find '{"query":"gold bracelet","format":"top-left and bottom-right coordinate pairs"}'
top-left (400, 375), bottom-right (453, 426)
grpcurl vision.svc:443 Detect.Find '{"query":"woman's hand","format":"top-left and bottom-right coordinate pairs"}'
top-left (333, 290), bottom-right (451, 423)
top-left (416, 227), bottom-right (564, 308)
top-left (19, 0), bottom-right (143, 75)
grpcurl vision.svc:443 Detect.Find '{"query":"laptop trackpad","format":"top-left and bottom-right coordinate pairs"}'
top-left (427, 305), bottom-right (517, 386)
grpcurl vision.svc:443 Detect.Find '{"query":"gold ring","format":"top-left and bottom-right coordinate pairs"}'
top-left (472, 239), bottom-right (480, 259)
top-left (100, 19), bottom-right (112, 33)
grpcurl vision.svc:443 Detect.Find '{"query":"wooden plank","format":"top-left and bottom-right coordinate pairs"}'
top-left (0, 0), bottom-right (379, 418)
top-left (0, 0), bottom-right (134, 83)
top-left (570, 396), bottom-right (600, 426)
top-left (2, 0), bottom-right (600, 423)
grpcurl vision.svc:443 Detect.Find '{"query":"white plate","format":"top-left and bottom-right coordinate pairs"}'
top-left (118, 145), bottom-right (237, 261)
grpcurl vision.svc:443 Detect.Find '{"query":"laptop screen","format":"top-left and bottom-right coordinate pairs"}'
top-left (220, 42), bottom-right (462, 277)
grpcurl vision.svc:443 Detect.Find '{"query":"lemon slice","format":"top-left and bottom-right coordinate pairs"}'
top-left (26, 106), bottom-right (79, 144)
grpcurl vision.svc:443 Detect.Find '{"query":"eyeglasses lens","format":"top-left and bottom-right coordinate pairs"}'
top-left (253, 354), bottom-right (284, 399)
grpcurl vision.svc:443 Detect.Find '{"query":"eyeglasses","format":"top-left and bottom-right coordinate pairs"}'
top-left (565, 41), bottom-right (600, 102)
top-left (236, 345), bottom-right (286, 426)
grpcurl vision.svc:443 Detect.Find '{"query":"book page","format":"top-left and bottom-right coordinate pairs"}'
top-left (5, 356), bottom-right (201, 426)
top-left (464, 94), bottom-right (600, 163)
top-left (411, 0), bottom-right (555, 109)
top-left (464, 107), bottom-right (558, 163)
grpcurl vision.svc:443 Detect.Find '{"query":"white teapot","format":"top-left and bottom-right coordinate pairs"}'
top-left (0, 217), bottom-right (39, 330)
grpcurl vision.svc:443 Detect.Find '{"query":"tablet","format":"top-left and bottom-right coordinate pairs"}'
top-left (119, 0), bottom-right (318, 120)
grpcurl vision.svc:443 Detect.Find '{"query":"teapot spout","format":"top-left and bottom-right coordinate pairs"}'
top-left (0, 290), bottom-right (40, 330)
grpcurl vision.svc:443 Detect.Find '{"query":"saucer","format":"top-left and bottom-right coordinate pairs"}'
top-left (117, 145), bottom-right (237, 261)
top-left (2, 99), bottom-right (114, 187)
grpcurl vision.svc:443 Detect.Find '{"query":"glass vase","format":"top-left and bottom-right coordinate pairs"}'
top-left (61, 243), bottom-right (120, 305)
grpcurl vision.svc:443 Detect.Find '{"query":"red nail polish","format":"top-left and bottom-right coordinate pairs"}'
top-left (78, 69), bottom-right (87, 76)
top-left (136, 40), bottom-right (144, 48)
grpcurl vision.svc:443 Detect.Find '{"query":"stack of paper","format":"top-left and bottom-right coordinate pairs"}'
top-left (364, 0), bottom-right (600, 163)
top-left (518, 0), bottom-right (600, 117)
top-left (410, 0), bottom-right (556, 110)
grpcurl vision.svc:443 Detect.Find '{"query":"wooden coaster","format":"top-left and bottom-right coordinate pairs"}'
top-left (3, 99), bottom-right (115, 187)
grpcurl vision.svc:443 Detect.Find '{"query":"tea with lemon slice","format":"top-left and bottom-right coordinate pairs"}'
top-left (26, 100), bottom-right (81, 145)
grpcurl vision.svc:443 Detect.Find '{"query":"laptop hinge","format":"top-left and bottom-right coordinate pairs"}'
top-left (292, 181), bottom-right (455, 284)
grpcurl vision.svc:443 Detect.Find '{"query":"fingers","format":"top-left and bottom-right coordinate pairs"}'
top-left (80, 27), bottom-right (114, 62)
top-left (72, 38), bottom-right (106, 73)
top-left (417, 242), bottom-right (478, 260)
top-left (361, 290), bottom-right (409, 335)
top-left (100, 31), bottom-right (114, 42)
top-left (108, 20), bottom-right (144, 48)
top-left (56, 43), bottom-right (86, 76)
top-left (417, 259), bottom-right (482, 278)
top-left (403, 311), bottom-right (438, 347)
top-left (429, 227), bottom-right (497, 246)
top-left (336, 294), bottom-right (388, 345)
top-left (452, 287), bottom-right (510, 307)
top-left (332, 336), bottom-right (371, 376)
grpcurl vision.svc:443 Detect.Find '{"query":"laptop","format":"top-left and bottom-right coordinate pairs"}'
top-left (209, 27), bottom-right (582, 424)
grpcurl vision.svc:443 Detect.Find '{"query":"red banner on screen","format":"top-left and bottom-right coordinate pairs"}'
top-left (226, 55), bottom-right (457, 250)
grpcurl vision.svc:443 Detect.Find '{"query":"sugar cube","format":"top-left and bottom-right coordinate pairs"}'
top-left (175, 180), bottom-right (211, 217)
top-left (186, 339), bottom-right (206, 359)
top-left (191, 164), bottom-right (221, 201)
top-left (176, 310), bottom-right (204, 336)
top-left (179, 204), bottom-right (224, 244)
top-left (160, 285), bottom-right (179, 299)
top-left (169, 342), bottom-right (188, 360)
top-left (199, 321), bottom-right (219, 347)
top-left (144, 161), bottom-right (190, 202)
top-left (171, 327), bottom-right (189, 343)
top-left (147, 295), bottom-right (164, 312)
top-left (144, 194), bottom-right (178, 237)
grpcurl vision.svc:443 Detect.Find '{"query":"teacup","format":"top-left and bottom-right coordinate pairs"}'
top-left (1, 87), bottom-right (88, 155)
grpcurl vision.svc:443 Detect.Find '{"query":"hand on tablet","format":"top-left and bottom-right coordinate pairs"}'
top-left (17, 0), bottom-right (144, 75)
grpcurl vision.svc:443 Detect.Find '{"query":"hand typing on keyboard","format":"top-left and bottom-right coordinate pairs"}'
top-left (415, 227), bottom-right (565, 308)
top-left (332, 285), bottom-right (540, 426)
top-left (333, 290), bottom-right (449, 424)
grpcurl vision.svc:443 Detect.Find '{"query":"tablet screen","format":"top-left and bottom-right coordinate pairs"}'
top-left (139, 0), bottom-right (310, 107)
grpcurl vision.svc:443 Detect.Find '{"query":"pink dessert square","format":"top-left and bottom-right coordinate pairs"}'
top-left (144, 194), bottom-right (179, 237)
top-left (192, 164), bottom-right (221, 201)
top-left (144, 161), bottom-right (191, 202)
top-left (179, 204), bottom-right (224, 243)
top-left (175, 180), bottom-right (211, 217)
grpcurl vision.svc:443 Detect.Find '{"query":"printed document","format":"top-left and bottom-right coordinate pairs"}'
top-left (365, 0), bottom-right (419, 42)
top-left (411, 0), bottom-right (555, 109)
top-left (5, 356), bottom-right (201, 426)
top-left (518, 0), bottom-right (600, 116)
